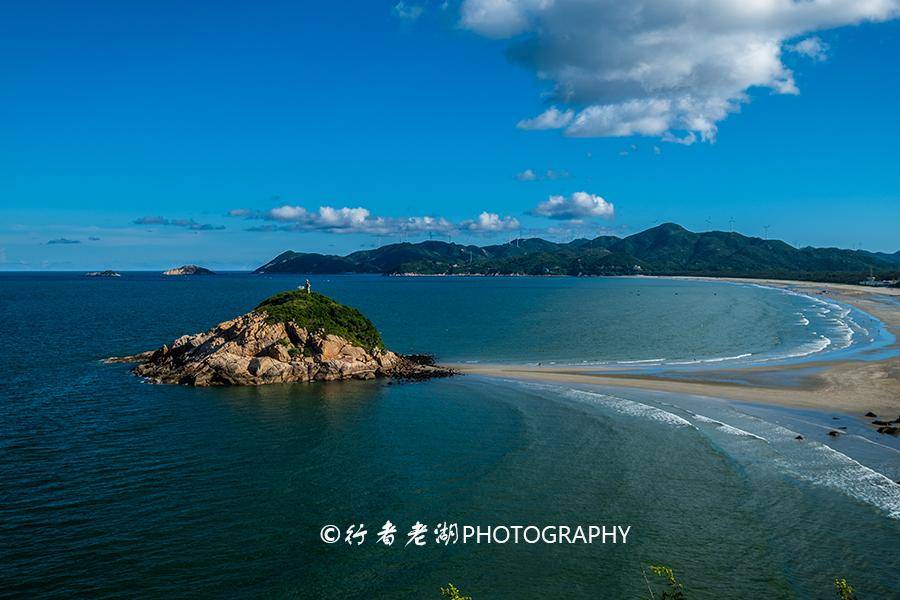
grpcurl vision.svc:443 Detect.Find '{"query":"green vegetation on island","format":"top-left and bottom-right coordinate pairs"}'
top-left (254, 223), bottom-right (900, 284)
top-left (254, 290), bottom-right (384, 351)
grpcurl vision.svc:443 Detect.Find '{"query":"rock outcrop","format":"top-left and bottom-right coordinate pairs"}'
top-left (109, 311), bottom-right (454, 386)
top-left (163, 265), bottom-right (215, 276)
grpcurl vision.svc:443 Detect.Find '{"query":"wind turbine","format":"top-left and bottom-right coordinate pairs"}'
top-left (763, 225), bottom-right (770, 240)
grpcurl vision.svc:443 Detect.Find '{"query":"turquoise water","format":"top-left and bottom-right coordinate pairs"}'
top-left (1, 273), bottom-right (898, 598)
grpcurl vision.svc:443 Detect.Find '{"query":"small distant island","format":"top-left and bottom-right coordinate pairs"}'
top-left (85, 270), bottom-right (121, 277)
top-left (163, 264), bottom-right (215, 276)
top-left (109, 289), bottom-right (454, 386)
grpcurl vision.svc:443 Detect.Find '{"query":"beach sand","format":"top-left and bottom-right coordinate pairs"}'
top-left (453, 278), bottom-right (900, 418)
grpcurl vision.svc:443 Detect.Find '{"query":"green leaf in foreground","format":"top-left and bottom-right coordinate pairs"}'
top-left (834, 578), bottom-right (858, 600)
top-left (254, 290), bottom-right (384, 351)
top-left (439, 583), bottom-right (472, 600)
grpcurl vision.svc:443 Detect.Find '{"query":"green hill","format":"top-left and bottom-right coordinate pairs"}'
top-left (253, 223), bottom-right (899, 284)
top-left (255, 290), bottom-right (384, 351)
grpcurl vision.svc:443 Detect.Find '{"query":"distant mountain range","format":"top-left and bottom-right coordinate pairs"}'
top-left (255, 223), bottom-right (900, 284)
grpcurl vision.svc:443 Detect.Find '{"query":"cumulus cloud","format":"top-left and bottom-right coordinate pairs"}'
top-left (517, 106), bottom-right (574, 130)
top-left (233, 205), bottom-right (387, 233)
top-left (230, 204), bottom-right (518, 236)
top-left (133, 216), bottom-right (225, 231)
top-left (461, 211), bottom-right (520, 232)
top-left (47, 238), bottom-right (81, 244)
top-left (531, 192), bottom-right (615, 221)
top-left (516, 168), bottom-right (538, 181)
top-left (788, 36), bottom-right (829, 61)
top-left (461, 0), bottom-right (898, 142)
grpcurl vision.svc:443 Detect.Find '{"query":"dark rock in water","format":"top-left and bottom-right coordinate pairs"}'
top-left (872, 420), bottom-right (890, 426)
top-left (831, 416), bottom-right (839, 420)
top-left (864, 411), bottom-right (877, 418)
top-left (794, 435), bottom-right (804, 440)
top-left (827, 430), bottom-right (840, 437)
top-left (106, 290), bottom-right (455, 386)
top-left (876, 426), bottom-right (898, 435)
top-left (402, 353), bottom-right (437, 366)
top-left (837, 426), bottom-right (847, 430)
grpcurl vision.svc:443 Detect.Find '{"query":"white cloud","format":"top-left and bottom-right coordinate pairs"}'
top-left (396, 216), bottom-right (455, 233)
top-left (393, 2), bottom-right (425, 20)
top-left (246, 204), bottom-right (387, 233)
top-left (788, 36), bottom-right (829, 61)
top-left (461, 211), bottom-right (521, 232)
top-left (662, 131), bottom-right (697, 146)
top-left (316, 206), bottom-right (372, 228)
top-left (460, 0), bottom-right (532, 37)
top-left (461, 0), bottom-right (899, 142)
top-left (231, 204), bottom-right (518, 236)
top-left (269, 205), bottom-right (310, 221)
top-left (517, 106), bottom-right (574, 130)
top-left (532, 192), bottom-right (615, 221)
top-left (516, 168), bottom-right (571, 181)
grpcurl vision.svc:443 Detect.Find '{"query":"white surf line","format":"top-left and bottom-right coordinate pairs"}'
top-left (691, 404), bottom-right (900, 518)
top-left (740, 282), bottom-right (869, 357)
top-left (691, 413), bottom-right (768, 441)
top-left (505, 376), bottom-right (900, 518)
top-left (565, 389), bottom-right (696, 428)
top-left (616, 358), bottom-right (666, 364)
top-left (514, 380), bottom-right (696, 429)
top-left (801, 445), bottom-right (900, 520)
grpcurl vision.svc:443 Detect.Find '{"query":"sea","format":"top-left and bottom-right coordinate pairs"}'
top-left (1, 273), bottom-right (898, 598)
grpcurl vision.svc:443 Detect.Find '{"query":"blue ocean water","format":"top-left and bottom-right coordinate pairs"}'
top-left (0, 273), bottom-right (897, 598)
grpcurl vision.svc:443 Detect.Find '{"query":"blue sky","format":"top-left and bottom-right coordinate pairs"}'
top-left (1, 1), bottom-right (898, 270)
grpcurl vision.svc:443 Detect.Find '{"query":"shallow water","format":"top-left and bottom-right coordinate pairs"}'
top-left (0, 273), bottom-right (897, 598)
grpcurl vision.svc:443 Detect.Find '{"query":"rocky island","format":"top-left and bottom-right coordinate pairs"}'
top-left (163, 264), bottom-right (215, 276)
top-left (109, 290), bottom-right (454, 386)
top-left (86, 270), bottom-right (121, 277)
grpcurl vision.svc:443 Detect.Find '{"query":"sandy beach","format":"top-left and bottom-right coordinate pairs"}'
top-left (454, 277), bottom-right (900, 418)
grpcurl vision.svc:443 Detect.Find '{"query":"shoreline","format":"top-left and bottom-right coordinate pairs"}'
top-left (451, 277), bottom-right (900, 417)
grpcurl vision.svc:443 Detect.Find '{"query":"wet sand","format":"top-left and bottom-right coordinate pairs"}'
top-left (452, 278), bottom-right (900, 418)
